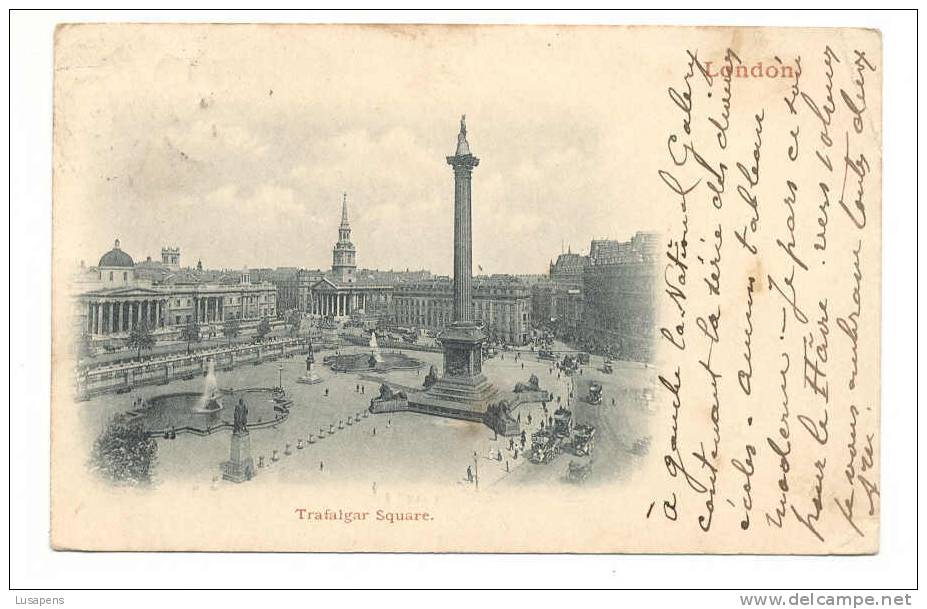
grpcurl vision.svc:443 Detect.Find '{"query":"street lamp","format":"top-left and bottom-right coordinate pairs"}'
top-left (278, 364), bottom-right (284, 390)
top-left (473, 450), bottom-right (479, 491)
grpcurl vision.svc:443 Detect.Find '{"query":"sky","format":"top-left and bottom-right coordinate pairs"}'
top-left (54, 24), bottom-right (664, 275)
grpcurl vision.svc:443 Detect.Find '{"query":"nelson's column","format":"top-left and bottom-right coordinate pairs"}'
top-left (423, 116), bottom-right (498, 414)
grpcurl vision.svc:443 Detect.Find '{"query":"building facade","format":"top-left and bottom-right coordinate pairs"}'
top-left (74, 239), bottom-right (277, 339)
top-left (271, 268), bottom-right (324, 315)
top-left (392, 275), bottom-right (531, 345)
top-left (539, 249), bottom-right (587, 338)
top-left (581, 231), bottom-right (659, 362)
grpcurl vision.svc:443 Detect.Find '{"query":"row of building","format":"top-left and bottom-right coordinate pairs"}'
top-left (531, 231), bottom-right (659, 360)
top-left (72, 195), bottom-right (658, 359)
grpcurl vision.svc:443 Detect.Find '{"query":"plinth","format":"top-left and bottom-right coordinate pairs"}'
top-left (422, 322), bottom-right (498, 415)
top-left (221, 430), bottom-right (255, 483)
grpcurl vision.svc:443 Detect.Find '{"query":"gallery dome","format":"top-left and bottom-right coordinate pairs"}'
top-left (98, 239), bottom-right (135, 268)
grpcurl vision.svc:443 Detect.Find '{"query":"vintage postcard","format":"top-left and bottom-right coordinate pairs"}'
top-left (50, 23), bottom-right (881, 553)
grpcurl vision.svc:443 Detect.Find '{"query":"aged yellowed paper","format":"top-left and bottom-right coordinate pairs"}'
top-left (51, 23), bottom-right (881, 553)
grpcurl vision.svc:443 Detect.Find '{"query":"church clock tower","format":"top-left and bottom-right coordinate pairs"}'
top-left (331, 192), bottom-right (356, 283)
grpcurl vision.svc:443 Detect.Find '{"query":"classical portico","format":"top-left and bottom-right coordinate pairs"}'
top-left (311, 279), bottom-right (392, 318)
top-left (82, 289), bottom-right (169, 336)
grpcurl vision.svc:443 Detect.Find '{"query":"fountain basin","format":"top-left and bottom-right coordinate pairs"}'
top-left (122, 387), bottom-right (293, 437)
top-left (327, 351), bottom-right (424, 373)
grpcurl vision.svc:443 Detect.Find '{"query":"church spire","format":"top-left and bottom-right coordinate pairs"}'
top-left (340, 192), bottom-right (350, 228)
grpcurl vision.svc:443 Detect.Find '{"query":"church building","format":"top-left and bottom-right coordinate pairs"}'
top-left (309, 193), bottom-right (393, 318)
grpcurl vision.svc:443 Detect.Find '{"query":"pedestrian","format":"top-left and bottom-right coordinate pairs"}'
top-left (506, 460), bottom-right (510, 473)
top-left (373, 427), bottom-right (376, 436)
top-left (387, 418), bottom-right (391, 428)
top-left (528, 413), bottom-right (532, 425)
top-left (467, 465), bottom-right (473, 483)
top-left (372, 481), bottom-right (377, 495)
top-left (521, 362), bottom-right (524, 370)
top-left (320, 460), bottom-right (324, 472)
top-left (324, 388), bottom-right (329, 397)
top-left (361, 385), bottom-right (365, 394)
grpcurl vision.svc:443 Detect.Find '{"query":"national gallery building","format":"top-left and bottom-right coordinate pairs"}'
top-left (72, 240), bottom-right (277, 340)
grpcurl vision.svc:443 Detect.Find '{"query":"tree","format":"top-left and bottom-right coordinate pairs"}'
top-left (286, 310), bottom-right (302, 336)
top-left (222, 318), bottom-right (240, 346)
top-left (179, 320), bottom-right (201, 355)
top-left (76, 331), bottom-right (94, 360)
top-left (255, 317), bottom-right (271, 342)
top-left (90, 417), bottom-right (158, 485)
top-left (126, 319), bottom-right (156, 361)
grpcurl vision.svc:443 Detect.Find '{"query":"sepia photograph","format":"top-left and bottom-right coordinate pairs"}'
top-left (48, 21), bottom-right (884, 555)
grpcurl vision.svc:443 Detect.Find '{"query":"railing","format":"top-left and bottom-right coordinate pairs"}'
top-left (76, 338), bottom-right (312, 400)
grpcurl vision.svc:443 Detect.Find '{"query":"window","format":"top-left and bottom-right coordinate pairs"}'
top-left (109, 271), bottom-right (113, 281)
top-left (123, 271), bottom-right (127, 281)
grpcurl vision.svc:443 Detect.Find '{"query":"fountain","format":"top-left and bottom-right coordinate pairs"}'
top-left (370, 331), bottom-right (384, 363)
top-left (194, 359), bottom-right (223, 414)
top-left (124, 359), bottom-right (294, 437)
top-left (326, 331), bottom-right (424, 373)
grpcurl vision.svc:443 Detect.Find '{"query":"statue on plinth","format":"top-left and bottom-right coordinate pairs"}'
top-left (223, 398), bottom-right (254, 483)
top-left (233, 398), bottom-right (249, 434)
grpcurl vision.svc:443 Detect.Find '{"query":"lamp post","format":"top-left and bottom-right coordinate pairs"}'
top-left (473, 450), bottom-right (479, 491)
top-left (278, 364), bottom-right (284, 390)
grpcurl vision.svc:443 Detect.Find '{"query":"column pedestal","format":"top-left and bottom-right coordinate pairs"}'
top-left (221, 430), bottom-right (255, 483)
top-left (417, 321), bottom-right (497, 416)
